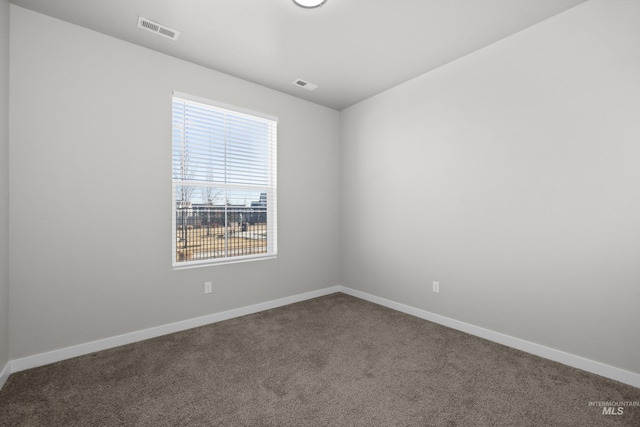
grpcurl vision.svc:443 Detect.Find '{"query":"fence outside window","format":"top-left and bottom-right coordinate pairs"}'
top-left (175, 204), bottom-right (268, 262)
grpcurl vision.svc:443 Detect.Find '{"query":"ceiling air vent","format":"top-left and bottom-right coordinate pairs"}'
top-left (293, 79), bottom-right (318, 91)
top-left (137, 16), bottom-right (180, 41)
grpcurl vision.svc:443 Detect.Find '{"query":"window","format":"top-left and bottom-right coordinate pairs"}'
top-left (172, 92), bottom-right (277, 267)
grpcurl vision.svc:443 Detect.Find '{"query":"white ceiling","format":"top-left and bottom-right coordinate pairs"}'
top-left (10, 0), bottom-right (588, 110)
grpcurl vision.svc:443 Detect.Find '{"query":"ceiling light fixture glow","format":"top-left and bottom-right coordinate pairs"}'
top-left (292, 0), bottom-right (327, 9)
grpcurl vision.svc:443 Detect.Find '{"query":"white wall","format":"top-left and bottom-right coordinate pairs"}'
top-left (9, 6), bottom-right (340, 359)
top-left (340, 0), bottom-right (640, 374)
top-left (0, 0), bottom-right (10, 373)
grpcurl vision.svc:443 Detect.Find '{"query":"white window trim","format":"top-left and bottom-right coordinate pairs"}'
top-left (171, 91), bottom-right (277, 269)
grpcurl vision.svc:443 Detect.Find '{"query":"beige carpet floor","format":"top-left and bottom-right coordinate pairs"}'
top-left (0, 293), bottom-right (638, 426)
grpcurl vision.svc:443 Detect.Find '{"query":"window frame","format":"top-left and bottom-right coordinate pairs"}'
top-left (171, 91), bottom-right (278, 269)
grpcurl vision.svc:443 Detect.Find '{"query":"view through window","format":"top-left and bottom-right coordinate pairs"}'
top-left (172, 93), bottom-right (277, 267)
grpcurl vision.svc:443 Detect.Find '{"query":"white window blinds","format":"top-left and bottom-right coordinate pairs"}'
top-left (172, 92), bottom-right (277, 267)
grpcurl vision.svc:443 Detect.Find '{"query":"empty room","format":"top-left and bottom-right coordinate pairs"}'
top-left (0, 0), bottom-right (638, 425)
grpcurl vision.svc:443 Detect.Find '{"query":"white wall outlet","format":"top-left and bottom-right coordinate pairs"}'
top-left (433, 281), bottom-right (440, 293)
top-left (204, 281), bottom-right (212, 294)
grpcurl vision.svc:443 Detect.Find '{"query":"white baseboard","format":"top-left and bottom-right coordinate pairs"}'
top-left (339, 286), bottom-right (640, 389)
top-left (3, 284), bottom-right (639, 391)
top-left (0, 361), bottom-right (10, 390)
top-left (8, 286), bottom-right (341, 376)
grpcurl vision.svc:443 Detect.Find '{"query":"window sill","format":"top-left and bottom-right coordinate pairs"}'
top-left (172, 254), bottom-right (277, 270)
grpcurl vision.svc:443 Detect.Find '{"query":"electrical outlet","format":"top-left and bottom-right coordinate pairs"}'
top-left (433, 281), bottom-right (440, 293)
top-left (204, 282), bottom-right (212, 294)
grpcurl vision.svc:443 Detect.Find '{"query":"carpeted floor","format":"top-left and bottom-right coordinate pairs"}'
top-left (0, 293), bottom-right (638, 426)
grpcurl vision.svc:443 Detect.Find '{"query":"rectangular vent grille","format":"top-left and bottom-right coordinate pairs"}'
top-left (137, 16), bottom-right (180, 41)
top-left (293, 79), bottom-right (318, 91)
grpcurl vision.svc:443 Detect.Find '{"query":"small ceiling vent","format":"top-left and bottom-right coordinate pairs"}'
top-left (137, 16), bottom-right (180, 41)
top-left (293, 79), bottom-right (318, 91)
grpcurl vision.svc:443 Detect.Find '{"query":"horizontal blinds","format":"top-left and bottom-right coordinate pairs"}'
top-left (172, 94), bottom-right (277, 266)
top-left (172, 98), bottom-right (277, 186)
